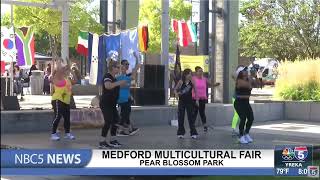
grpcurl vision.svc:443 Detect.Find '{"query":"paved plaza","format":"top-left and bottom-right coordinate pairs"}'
top-left (2, 120), bottom-right (319, 149)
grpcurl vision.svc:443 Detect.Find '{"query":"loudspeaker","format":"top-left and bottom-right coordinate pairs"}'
top-left (1, 96), bottom-right (20, 110)
top-left (144, 65), bottom-right (165, 89)
top-left (131, 88), bottom-right (165, 106)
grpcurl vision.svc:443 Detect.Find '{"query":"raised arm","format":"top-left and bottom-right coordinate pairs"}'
top-left (131, 52), bottom-right (141, 80)
top-left (174, 80), bottom-right (183, 97)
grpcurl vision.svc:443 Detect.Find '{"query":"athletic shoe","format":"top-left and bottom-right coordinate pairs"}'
top-left (244, 134), bottom-right (253, 143)
top-left (64, 133), bottom-right (75, 140)
top-left (129, 128), bottom-right (140, 136)
top-left (239, 136), bottom-right (248, 144)
top-left (51, 133), bottom-right (60, 141)
top-left (177, 135), bottom-right (184, 139)
top-left (117, 131), bottom-right (130, 137)
top-left (232, 129), bottom-right (239, 137)
top-left (99, 141), bottom-right (111, 149)
top-left (204, 126), bottom-right (208, 133)
top-left (191, 135), bottom-right (198, 139)
top-left (109, 140), bottom-right (122, 148)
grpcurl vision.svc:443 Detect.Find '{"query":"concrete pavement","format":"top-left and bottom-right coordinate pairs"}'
top-left (2, 120), bottom-right (319, 149)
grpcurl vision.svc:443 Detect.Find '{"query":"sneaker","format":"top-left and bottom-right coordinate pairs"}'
top-left (109, 140), bottom-right (122, 148)
top-left (232, 129), bottom-right (239, 137)
top-left (244, 134), bottom-right (253, 143)
top-left (99, 141), bottom-right (111, 149)
top-left (239, 136), bottom-right (248, 144)
top-left (117, 131), bottom-right (130, 137)
top-left (191, 135), bottom-right (198, 139)
top-left (64, 133), bottom-right (75, 140)
top-left (204, 126), bottom-right (208, 133)
top-left (129, 128), bottom-right (140, 136)
top-left (177, 135), bottom-right (184, 139)
top-left (51, 133), bottom-right (60, 141)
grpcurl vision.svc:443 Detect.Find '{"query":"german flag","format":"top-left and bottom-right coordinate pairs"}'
top-left (138, 25), bottom-right (149, 52)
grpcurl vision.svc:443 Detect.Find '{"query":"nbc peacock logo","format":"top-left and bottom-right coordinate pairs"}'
top-left (282, 147), bottom-right (295, 161)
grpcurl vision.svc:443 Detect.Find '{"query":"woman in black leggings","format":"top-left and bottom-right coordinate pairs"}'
top-left (99, 60), bottom-right (127, 148)
top-left (174, 69), bottom-right (198, 139)
top-left (234, 67), bottom-right (255, 144)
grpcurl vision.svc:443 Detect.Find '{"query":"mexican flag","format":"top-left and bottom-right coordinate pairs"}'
top-left (76, 31), bottom-right (89, 56)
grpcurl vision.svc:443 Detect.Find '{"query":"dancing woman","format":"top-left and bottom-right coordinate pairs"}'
top-left (50, 58), bottom-right (75, 141)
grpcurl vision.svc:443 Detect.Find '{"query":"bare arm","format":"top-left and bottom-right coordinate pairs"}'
top-left (174, 80), bottom-right (183, 96)
top-left (131, 52), bottom-right (141, 80)
top-left (104, 79), bottom-right (127, 90)
top-left (206, 78), bottom-right (220, 87)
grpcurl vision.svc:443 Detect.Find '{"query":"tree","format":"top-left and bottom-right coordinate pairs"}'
top-left (139, 0), bottom-right (192, 53)
top-left (9, 0), bottom-right (103, 57)
top-left (239, 0), bottom-right (320, 61)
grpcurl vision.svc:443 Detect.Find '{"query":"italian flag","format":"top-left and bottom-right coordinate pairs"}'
top-left (76, 31), bottom-right (89, 56)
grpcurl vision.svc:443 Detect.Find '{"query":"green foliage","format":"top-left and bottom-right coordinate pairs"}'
top-left (278, 81), bottom-right (320, 101)
top-left (240, 0), bottom-right (320, 61)
top-left (1, 14), bottom-right (11, 27)
top-left (139, 0), bottom-right (192, 53)
top-left (274, 58), bottom-right (320, 101)
top-left (10, 0), bottom-right (103, 56)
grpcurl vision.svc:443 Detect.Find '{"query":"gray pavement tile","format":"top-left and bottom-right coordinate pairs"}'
top-left (1, 121), bottom-right (319, 150)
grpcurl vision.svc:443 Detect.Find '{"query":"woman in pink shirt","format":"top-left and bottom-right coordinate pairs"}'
top-left (192, 66), bottom-right (220, 132)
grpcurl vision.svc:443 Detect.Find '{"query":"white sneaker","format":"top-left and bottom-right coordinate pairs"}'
top-left (64, 133), bottom-right (75, 140)
top-left (191, 135), bottom-right (198, 139)
top-left (244, 134), bottom-right (253, 143)
top-left (51, 133), bottom-right (60, 141)
top-left (177, 135), bottom-right (184, 139)
top-left (239, 136), bottom-right (248, 144)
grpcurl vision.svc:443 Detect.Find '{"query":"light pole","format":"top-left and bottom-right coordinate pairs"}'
top-left (161, 0), bottom-right (169, 105)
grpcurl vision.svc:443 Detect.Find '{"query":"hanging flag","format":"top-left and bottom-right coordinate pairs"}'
top-left (172, 20), bottom-right (192, 47)
top-left (174, 44), bottom-right (182, 83)
top-left (88, 33), bottom-right (100, 85)
top-left (105, 34), bottom-right (120, 61)
top-left (121, 28), bottom-right (138, 72)
top-left (76, 31), bottom-right (89, 56)
top-left (187, 21), bottom-right (197, 43)
top-left (138, 25), bottom-right (149, 52)
top-left (1, 61), bottom-right (5, 74)
top-left (15, 26), bottom-right (35, 67)
top-left (181, 21), bottom-right (192, 47)
top-left (1, 26), bottom-right (17, 63)
top-left (97, 35), bottom-right (106, 85)
top-left (171, 19), bottom-right (179, 34)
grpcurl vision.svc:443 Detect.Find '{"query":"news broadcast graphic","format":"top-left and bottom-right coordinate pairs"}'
top-left (307, 166), bottom-right (319, 178)
top-left (1, 149), bottom-right (274, 175)
top-left (274, 145), bottom-right (313, 177)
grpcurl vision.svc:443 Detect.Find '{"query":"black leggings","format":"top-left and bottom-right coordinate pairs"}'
top-left (119, 100), bottom-right (132, 126)
top-left (177, 100), bottom-right (197, 136)
top-left (52, 100), bottom-right (70, 134)
top-left (193, 99), bottom-right (207, 125)
top-left (234, 98), bottom-right (254, 136)
top-left (100, 104), bottom-right (119, 137)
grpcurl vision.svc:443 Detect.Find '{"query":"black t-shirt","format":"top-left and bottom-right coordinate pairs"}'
top-left (235, 79), bottom-right (252, 96)
top-left (100, 73), bottom-right (119, 105)
top-left (178, 81), bottom-right (193, 103)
